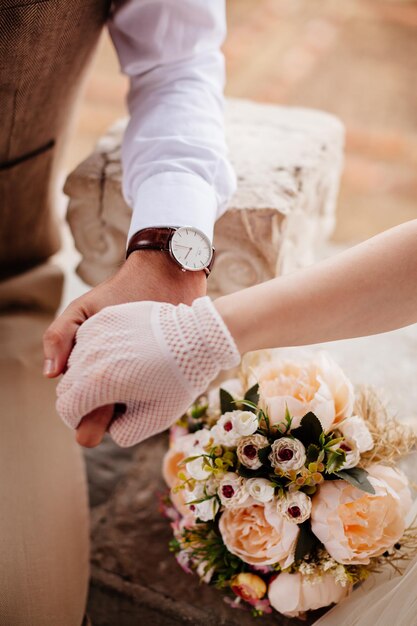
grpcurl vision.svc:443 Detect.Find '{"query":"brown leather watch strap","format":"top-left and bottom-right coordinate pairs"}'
top-left (126, 227), bottom-right (177, 258)
top-left (126, 226), bottom-right (215, 276)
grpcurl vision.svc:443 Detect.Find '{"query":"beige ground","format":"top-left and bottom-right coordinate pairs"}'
top-left (63, 0), bottom-right (417, 244)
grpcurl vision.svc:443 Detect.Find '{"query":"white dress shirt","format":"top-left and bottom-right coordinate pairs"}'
top-left (109, 0), bottom-right (236, 244)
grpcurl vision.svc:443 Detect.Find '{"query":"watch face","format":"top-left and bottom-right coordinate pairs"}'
top-left (170, 227), bottom-right (213, 271)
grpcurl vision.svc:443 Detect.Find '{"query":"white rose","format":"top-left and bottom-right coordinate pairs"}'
top-left (337, 415), bottom-right (374, 453)
top-left (194, 497), bottom-right (220, 522)
top-left (236, 434), bottom-right (269, 469)
top-left (246, 478), bottom-right (275, 503)
top-left (185, 456), bottom-right (211, 481)
top-left (269, 437), bottom-right (306, 472)
top-left (218, 472), bottom-right (249, 508)
top-left (233, 411), bottom-right (259, 436)
top-left (276, 491), bottom-right (312, 524)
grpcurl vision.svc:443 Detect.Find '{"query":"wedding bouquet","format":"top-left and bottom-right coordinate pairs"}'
top-left (161, 350), bottom-right (417, 618)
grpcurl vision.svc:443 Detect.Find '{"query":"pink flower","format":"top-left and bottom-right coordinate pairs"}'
top-left (311, 464), bottom-right (412, 564)
top-left (257, 351), bottom-right (354, 431)
top-left (231, 572), bottom-right (267, 604)
top-left (268, 571), bottom-right (351, 617)
top-left (219, 504), bottom-right (299, 567)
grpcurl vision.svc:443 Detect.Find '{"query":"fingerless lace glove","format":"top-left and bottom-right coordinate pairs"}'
top-left (56, 296), bottom-right (240, 447)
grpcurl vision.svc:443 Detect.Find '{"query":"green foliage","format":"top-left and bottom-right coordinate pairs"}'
top-left (244, 383), bottom-right (260, 412)
top-left (326, 449), bottom-right (346, 473)
top-left (294, 519), bottom-right (322, 562)
top-left (284, 405), bottom-right (293, 431)
top-left (291, 412), bottom-right (323, 447)
top-left (220, 388), bottom-right (235, 414)
top-left (190, 403), bottom-right (209, 419)
top-left (237, 463), bottom-right (270, 479)
top-left (257, 445), bottom-right (272, 465)
top-left (179, 522), bottom-right (247, 585)
top-left (335, 467), bottom-right (375, 494)
top-left (306, 443), bottom-right (321, 463)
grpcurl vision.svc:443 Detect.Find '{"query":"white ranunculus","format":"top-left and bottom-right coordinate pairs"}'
top-left (276, 491), bottom-right (312, 524)
top-left (336, 438), bottom-right (361, 469)
top-left (218, 472), bottom-right (249, 508)
top-left (268, 437), bottom-right (306, 472)
top-left (210, 412), bottom-right (242, 447)
top-left (176, 428), bottom-right (213, 457)
top-left (185, 456), bottom-right (212, 481)
top-left (233, 411), bottom-right (259, 436)
top-left (194, 497), bottom-right (220, 522)
top-left (246, 478), bottom-right (275, 503)
top-left (337, 415), bottom-right (374, 453)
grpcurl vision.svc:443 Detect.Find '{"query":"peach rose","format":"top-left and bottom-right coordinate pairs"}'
top-left (162, 447), bottom-right (186, 489)
top-left (311, 464), bottom-right (412, 564)
top-left (170, 484), bottom-right (194, 518)
top-left (219, 504), bottom-right (299, 567)
top-left (268, 571), bottom-right (351, 617)
top-left (257, 351), bottom-right (354, 431)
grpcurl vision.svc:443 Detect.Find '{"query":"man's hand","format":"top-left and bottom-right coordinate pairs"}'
top-left (43, 251), bottom-right (206, 447)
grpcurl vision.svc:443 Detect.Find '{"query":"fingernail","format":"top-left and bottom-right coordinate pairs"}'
top-left (43, 358), bottom-right (56, 376)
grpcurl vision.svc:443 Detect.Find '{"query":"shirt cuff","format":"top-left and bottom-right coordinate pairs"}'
top-left (127, 171), bottom-right (218, 245)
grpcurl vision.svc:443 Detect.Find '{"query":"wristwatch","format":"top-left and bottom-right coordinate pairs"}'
top-left (126, 226), bottom-right (215, 276)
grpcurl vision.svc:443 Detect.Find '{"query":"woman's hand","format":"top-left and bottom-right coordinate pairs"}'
top-left (55, 296), bottom-right (240, 447)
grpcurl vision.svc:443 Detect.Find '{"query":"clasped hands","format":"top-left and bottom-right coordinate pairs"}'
top-left (43, 251), bottom-right (240, 448)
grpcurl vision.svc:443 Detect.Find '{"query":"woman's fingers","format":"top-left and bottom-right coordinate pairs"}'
top-left (75, 404), bottom-right (115, 448)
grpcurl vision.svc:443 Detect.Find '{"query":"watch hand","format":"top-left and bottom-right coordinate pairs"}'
top-left (185, 248), bottom-right (192, 260)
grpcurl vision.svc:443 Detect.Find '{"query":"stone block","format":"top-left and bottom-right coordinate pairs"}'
top-left (64, 99), bottom-right (344, 296)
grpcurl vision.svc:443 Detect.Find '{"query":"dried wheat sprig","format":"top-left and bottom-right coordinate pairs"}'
top-left (354, 386), bottom-right (417, 467)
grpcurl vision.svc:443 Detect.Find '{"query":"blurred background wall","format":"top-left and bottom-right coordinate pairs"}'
top-left (64, 0), bottom-right (417, 244)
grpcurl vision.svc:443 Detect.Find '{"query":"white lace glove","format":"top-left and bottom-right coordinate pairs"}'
top-left (56, 296), bottom-right (240, 447)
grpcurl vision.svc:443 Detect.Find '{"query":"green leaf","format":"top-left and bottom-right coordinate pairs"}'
top-left (326, 450), bottom-right (346, 473)
top-left (284, 404), bottom-right (293, 429)
top-left (244, 383), bottom-right (260, 411)
top-left (257, 445), bottom-right (272, 465)
top-left (237, 464), bottom-right (269, 479)
top-left (306, 443), bottom-right (321, 463)
top-left (294, 519), bottom-right (320, 562)
top-left (290, 412), bottom-right (323, 447)
top-left (335, 467), bottom-right (375, 494)
top-left (220, 388), bottom-right (235, 414)
top-left (238, 399), bottom-right (258, 411)
top-left (190, 403), bottom-right (208, 419)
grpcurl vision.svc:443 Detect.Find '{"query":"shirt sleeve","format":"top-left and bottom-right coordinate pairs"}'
top-left (108, 0), bottom-right (236, 244)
